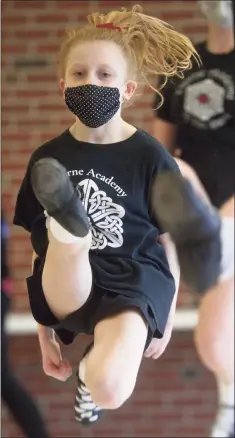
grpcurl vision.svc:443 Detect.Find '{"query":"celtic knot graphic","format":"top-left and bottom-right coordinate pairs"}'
top-left (76, 179), bottom-right (125, 250)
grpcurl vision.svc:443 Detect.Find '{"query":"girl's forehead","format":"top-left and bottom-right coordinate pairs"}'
top-left (66, 40), bottom-right (128, 71)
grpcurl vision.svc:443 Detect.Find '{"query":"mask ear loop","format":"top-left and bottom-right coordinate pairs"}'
top-left (64, 83), bottom-right (70, 93)
top-left (120, 82), bottom-right (129, 106)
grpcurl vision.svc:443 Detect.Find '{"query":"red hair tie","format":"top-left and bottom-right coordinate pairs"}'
top-left (96, 23), bottom-right (122, 32)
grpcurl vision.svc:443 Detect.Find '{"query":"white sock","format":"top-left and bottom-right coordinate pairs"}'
top-left (219, 217), bottom-right (234, 282)
top-left (211, 381), bottom-right (234, 437)
top-left (79, 359), bottom-right (86, 383)
top-left (49, 216), bottom-right (85, 244)
top-left (217, 379), bottom-right (234, 407)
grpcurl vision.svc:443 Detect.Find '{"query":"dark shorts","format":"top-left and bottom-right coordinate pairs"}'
top-left (26, 258), bottom-right (158, 350)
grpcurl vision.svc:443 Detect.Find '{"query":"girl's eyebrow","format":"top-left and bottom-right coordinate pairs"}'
top-left (68, 62), bottom-right (85, 70)
top-left (98, 64), bottom-right (116, 72)
top-left (68, 62), bottom-right (116, 73)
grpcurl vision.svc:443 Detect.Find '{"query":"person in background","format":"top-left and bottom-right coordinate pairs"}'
top-left (152, 1), bottom-right (234, 437)
top-left (1, 210), bottom-right (50, 438)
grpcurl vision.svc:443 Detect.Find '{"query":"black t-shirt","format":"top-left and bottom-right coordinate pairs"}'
top-left (154, 42), bottom-right (235, 207)
top-left (13, 128), bottom-right (179, 315)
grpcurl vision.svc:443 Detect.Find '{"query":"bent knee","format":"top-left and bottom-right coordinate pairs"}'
top-left (195, 329), bottom-right (224, 360)
top-left (88, 374), bottom-right (135, 410)
top-left (195, 332), bottom-right (234, 381)
top-left (195, 325), bottom-right (234, 370)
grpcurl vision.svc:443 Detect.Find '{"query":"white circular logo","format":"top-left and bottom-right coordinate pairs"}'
top-left (77, 178), bottom-right (125, 251)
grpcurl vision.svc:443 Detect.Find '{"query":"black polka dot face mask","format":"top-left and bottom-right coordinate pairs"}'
top-left (65, 84), bottom-right (121, 128)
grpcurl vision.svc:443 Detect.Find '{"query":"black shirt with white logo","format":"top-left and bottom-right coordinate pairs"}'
top-left (154, 42), bottom-right (235, 207)
top-left (13, 129), bottom-right (179, 334)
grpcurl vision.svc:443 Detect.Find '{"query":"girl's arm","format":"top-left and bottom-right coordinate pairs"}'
top-left (159, 233), bottom-right (180, 327)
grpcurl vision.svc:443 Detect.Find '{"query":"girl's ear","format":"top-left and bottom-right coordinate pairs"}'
top-left (123, 80), bottom-right (137, 101)
top-left (60, 78), bottom-right (65, 94)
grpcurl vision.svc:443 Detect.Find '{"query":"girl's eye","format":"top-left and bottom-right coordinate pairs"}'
top-left (73, 71), bottom-right (84, 77)
top-left (101, 72), bottom-right (111, 78)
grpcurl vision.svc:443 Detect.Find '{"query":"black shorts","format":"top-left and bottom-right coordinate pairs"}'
top-left (26, 258), bottom-right (158, 350)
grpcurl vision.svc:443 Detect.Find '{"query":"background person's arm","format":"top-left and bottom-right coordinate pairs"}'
top-left (151, 76), bottom-right (178, 154)
top-left (152, 118), bottom-right (177, 154)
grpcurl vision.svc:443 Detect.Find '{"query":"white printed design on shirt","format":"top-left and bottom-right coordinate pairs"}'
top-left (176, 69), bottom-right (234, 130)
top-left (77, 178), bottom-right (125, 250)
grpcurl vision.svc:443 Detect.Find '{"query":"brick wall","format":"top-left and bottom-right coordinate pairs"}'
top-left (2, 1), bottom-right (212, 437)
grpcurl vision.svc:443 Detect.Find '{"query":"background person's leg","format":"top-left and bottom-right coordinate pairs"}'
top-left (1, 291), bottom-right (50, 438)
top-left (177, 160), bottom-right (234, 437)
top-left (1, 349), bottom-right (50, 438)
top-left (153, 159), bottom-right (234, 436)
top-left (194, 197), bottom-right (234, 438)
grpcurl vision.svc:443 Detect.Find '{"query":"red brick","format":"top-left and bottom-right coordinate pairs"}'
top-left (2, 105), bottom-right (29, 113)
top-left (2, 16), bottom-right (27, 25)
top-left (36, 14), bottom-right (69, 24)
top-left (2, 45), bottom-right (28, 54)
top-left (36, 44), bottom-right (60, 54)
top-left (56, 29), bottom-right (67, 38)
top-left (161, 11), bottom-right (194, 20)
top-left (134, 429), bottom-right (164, 436)
top-left (15, 90), bottom-right (50, 98)
top-left (183, 25), bottom-right (208, 34)
top-left (2, 120), bottom-right (9, 126)
top-left (3, 162), bottom-right (28, 171)
top-left (98, 1), bottom-right (133, 7)
top-left (2, 133), bottom-right (33, 142)
top-left (15, 119), bottom-right (52, 126)
top-left (27, 74), bottom-right (57, 82)
top-left (15, 30), bottom-right (50, 39)
top-left (57, 1), bottom-right (89, 8)
top-left (13, 1), bottom-right (48, 9)
top-left (38, 104), bottom-right (66, 112)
